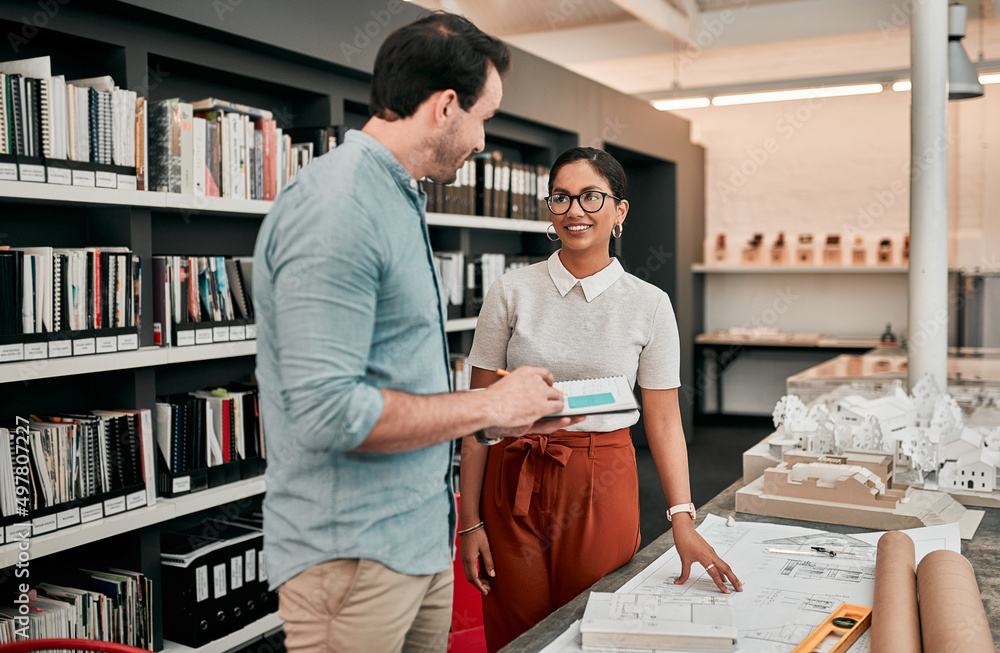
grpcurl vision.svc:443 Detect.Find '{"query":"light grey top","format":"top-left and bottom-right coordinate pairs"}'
top-left (468, 250), bottom-right (681, 432)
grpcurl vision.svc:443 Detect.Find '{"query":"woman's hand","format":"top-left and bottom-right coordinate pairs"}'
top-left (672, 521), bottom-right (742, 594)
top-left (459, 528), bottom-right (496, 596)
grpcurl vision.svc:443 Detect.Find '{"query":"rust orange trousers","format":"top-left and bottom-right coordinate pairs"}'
top-left (479, 428), bottom-right (641, 652)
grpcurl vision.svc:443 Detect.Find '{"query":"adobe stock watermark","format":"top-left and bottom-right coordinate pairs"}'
top-left (717, 94), bottom-right (827, 200)
top-left (340, 0), bottom-right (408, 63)
top-left (10, 418), bottom-right (33, 640)
top-left (675, 0), bottom-right (751, 74)
top-left (681, 287), bottom-right (800, 407)
top-left (587, 116), bottom-right (629, 150)
top-left (6, 0), bottom-right (71, 53)
top-left (877, 0), bottom-right (933, 39)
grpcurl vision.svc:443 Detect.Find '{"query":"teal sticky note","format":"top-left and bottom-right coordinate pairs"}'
top-left (567, 393), bottom-right (615, 409)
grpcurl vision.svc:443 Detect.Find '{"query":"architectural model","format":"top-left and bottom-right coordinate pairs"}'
top-left (738, 374), bottom-right (1000, 532)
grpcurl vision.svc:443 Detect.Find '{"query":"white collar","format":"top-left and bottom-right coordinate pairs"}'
top-left (547, 250), bottom-right (624, 302)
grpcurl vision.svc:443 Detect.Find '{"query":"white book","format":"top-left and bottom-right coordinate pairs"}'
top-left (580, 592), bottom-right (737, 652)
top-left (192, 116), bottom-right (206, 196)
top-left (549, 375), bottom-right (640, 418)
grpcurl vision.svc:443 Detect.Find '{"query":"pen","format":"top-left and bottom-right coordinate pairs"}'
top-left (496, 369), bottom-right (565, 394)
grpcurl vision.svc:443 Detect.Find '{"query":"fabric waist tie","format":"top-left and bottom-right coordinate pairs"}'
top-left (505, 428), bottom-right (631, 517)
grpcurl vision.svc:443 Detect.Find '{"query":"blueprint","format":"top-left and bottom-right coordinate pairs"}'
top-left (540, 515), bottom-right (960, 653)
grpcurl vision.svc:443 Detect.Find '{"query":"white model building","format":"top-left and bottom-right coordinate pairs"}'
top-left (764, 374), bottom-right (1000, 503)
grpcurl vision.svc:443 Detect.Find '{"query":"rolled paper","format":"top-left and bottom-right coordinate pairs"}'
top-left (872, 531), bottom-right (921, 653)
top-left (916, 549), bottom-right (994, 653)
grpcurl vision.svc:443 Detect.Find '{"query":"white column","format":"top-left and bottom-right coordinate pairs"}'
top-left (909, 0), bottom-right (949, 392)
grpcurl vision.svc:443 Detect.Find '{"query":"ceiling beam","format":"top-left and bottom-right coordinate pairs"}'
top-left (605, 0), bottom-right (699, 46)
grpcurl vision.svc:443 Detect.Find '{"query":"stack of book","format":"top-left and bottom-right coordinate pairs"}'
top-left (0, 568), bottom-right (154, 648)
top-left (154, 383), bottom-right (266, 497)
top-left (423, 152), bottom-right (549, 219)
top-left (0, 408), bottom-right (155, 537)
top-left (150, 255), bottom-right (254, 347)
top-left (580, 592), bottom-right (738, 652)
top-left (0, 56), bottom-right (142, 189)
top-left (161, 513), bottom-right (274, 647)
top-left (0, 246), bottom-right (140, 363)
top-left (149, 98), bottom-right (338, 200)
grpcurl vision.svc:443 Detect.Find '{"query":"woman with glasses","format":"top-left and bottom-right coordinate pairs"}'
top-left (458, 147), bottom-right (741, 652)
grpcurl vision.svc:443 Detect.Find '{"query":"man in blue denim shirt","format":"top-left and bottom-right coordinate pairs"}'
top-left (253, 13), bottom-right (581, 653)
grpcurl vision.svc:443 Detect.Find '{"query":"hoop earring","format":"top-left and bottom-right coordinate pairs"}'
top-left (612, 223), bottom-right (623, 239)
top-left (547, 223), bottom-right (560, 241)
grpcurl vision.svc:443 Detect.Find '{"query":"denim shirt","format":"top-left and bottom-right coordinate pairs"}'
top-left (253, 130), bottom-right (455, 589)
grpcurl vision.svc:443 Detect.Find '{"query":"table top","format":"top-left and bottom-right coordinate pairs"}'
top-left (499, 479), bottom-right (1000, 651)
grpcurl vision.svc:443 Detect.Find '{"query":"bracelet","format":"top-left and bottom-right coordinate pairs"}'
top-left (457, 521), bottom-right (485, 536)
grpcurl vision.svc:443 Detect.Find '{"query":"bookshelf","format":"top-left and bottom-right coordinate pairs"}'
top-left (0, 0), bottom-right (707, 651)
top-left (161, 613), bottom-right (283, 653)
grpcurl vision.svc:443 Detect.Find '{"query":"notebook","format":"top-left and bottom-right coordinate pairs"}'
top-left (548, 375), bottom-right (639, 418)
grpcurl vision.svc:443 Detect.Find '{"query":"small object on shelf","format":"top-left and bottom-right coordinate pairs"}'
top-left (742, 233), bottom-right (764, 264)
top-left (877, 238), bottom-right (894, 265)
top-left (880, 323), bottom-right (897, 345)
top-left (902, 233), bottom-right (909, 264)
top-left (822, 234), bottom-right (842, 265)
top-left (714, 233), bottom-right (727, 264)
top-left (851, 236), bottom-right (867, 265)
top-left (770, 232), bottom-right (788, 265)
top-left (796, 233), bottom-right (815, 264)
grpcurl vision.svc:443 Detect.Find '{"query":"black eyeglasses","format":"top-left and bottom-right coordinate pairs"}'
top-left (545, 191), bottom-right (621, 215)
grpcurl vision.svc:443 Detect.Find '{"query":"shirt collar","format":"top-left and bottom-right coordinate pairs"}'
top-left (343, 129), bottom-right (425, 202)
top-left (547, 250), bottom-right (624, 302)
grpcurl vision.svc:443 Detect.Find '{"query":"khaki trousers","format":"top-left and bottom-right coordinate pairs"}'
top-left (278, 559), bottom-right (454, 653)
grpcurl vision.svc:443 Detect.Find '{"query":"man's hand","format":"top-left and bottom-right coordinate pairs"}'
top-left (482, 367), bottom-right (585, 437)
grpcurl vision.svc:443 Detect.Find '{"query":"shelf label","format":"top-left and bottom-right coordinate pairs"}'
top-left (72, 169), bottom-right (96, 187)
top-left (176, 331), bottom-right (196, 347)
top-left (104, 495), bottom-right (126, 515)
top-left (172, 475), bottom-right (191, 493)
top-left (49, 340), bottom-right (72, 358)
top-left (0, 343), bottom-right (24, 363)
top-left (196, 566), bottom-right (209, 602)
top-left (258, 550), bottom-right (267, 582)
top-left (31, 514), bottom-right (57, 535)
top-left (213, 563), bottom-right (227, 599)
top-left (245, 549), bottom-right (256, 583)
top-left (213, 326), bottom-right (230, 342)
top-left (73, 338), bottom-right (96, 356)
top-left (80, 504), bottom-right (104, 523)
top-left (246, 324), bottom-right (257, 339)
top-left (6, 523), bottom-right (31, 542)
top-left (47, 167), bottom-right (72, 185)
top-left (117, 175), bottom-right (137, 191)
top-left (96, 336), bottom-right (118, 354)
top-left (195, 328), bottom-right (213, 345)
top-left (24, 342), bottom-right (48, 360)
top-left (118, 333), bottom-right (138, 350)
top-left (18, 163), bottom-right (46, 183)
top-left (230, 325), bottom-right (246, 341)
top-left (230, 555), bottom-right (244, 589)
top-left (95, 170), bottom-right (117, 188)
top-left (126, 490), bottom-right (146, 510)
top-left (57, 508), bottom-right (81, 529)
top-left (0, 162), bottom-right (16, 181)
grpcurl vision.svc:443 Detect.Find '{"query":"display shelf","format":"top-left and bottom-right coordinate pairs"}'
top-left (0, 180), bottom-right (163, 208)
top-left (0, 502), bottom-right (172, 568)
top-left (692, 264), bottom-right (909, 274)
top-left (163, 194), bottom-right (272, 216)
top-left (426, 212), bottom-right (550, 233)
top-left (445, 317), bottom-right (478, 333)
top-left (0, 341), bottom-right (258, 384)
top-left (0, 180), bottom-right (273, 215)
top-left (163, 477), bottom-right (267, 519)
top-left (0, 478), bottom-right (266, 567)
top-left (161, 611), bottom-right (283, 653)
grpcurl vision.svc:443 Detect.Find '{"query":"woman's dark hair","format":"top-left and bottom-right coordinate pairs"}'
top-left (370, 12), bottom-right (510, 120)
top-left (548, 147), bottom-right (628, 201)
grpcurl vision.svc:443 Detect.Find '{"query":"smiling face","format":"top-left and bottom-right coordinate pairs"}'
top-left (549, 160), bottom-right (628, 256)
top-left (425, 65), bottom-right (503, 184)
